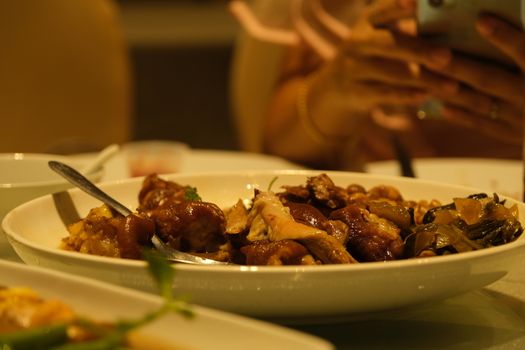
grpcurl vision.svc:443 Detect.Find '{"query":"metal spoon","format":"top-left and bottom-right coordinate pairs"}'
top-left (48, 160), bottom-right (231, 265)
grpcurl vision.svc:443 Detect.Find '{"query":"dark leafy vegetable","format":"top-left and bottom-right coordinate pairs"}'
top-left (422, 193), bottom-right (488, 224)
top-left (406, 193), bottom-right (522, 257)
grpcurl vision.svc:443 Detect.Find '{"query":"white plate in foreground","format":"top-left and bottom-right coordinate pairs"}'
top-left (0, 260), bottom-right (332, 350)
top-left (3, 170), bottom-right (525, 318)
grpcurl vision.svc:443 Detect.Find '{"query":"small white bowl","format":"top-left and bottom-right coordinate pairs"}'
top-left (0, 153), bottom-right (103, 258)
top-left (0, 153), bottom-right (103, 216)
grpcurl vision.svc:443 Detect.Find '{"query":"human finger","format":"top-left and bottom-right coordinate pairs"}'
top-left (347, 81), bottom-right (429, 109)
top-left (345, 30), bottom-right (452, 69)
top-left (436, 87), bottom-right (522, 129)
top-left (367, 0), bottom-right (416, 27)
top-left (476, 14), bottom-right (525, 71)
top-left (441, 105), bottom-right (522, 145)
top-left (343, 56), bottom-right (458, 93)
top-left (431, 55), bottom-right (524, 106)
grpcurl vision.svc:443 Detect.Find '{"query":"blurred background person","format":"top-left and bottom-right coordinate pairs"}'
top-left (229, 0), bottom-right (525, 170)
top-left (0, 0), bottom-right (132, 154)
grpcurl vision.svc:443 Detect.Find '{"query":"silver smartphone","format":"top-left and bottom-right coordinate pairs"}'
top-left (417, 0), bottom-right (523, 69)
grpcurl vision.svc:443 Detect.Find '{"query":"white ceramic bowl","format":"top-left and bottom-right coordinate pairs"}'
top-left (1, 259), bottom-right (331, 350)
top-left (0, 153), bottom-right (103, 259)
top-left (3, 170), bottom-right (525, 318)
top-left (0, 153), bottom-right (103, 217)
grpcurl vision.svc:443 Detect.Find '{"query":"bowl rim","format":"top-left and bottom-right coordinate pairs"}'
top-left (3, 169), bottom-right (525, 275)
top-left (0, 152), bottom-right (103, 188)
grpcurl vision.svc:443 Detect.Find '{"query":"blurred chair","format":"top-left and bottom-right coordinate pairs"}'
top-left (0, 0), bottom-right (132, 153)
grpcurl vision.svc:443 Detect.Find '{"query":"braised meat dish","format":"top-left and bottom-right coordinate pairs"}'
top-left (61, 173), bottom-right (523, 265)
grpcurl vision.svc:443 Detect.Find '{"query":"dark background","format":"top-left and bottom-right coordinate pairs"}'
top-left (117, 0), bottom-right (238, 150)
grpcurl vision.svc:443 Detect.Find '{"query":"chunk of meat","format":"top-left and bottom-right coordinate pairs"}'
top-left (279, 184), bottom-right (310, 202)
top-left (145, 201), bottom-right (226, 252)
top-left (286, 202), bottom-right (349, 245)
top-left (63, 205), bottom-right (155, 260)
top-left (138, 174), bottom-right (189, 211)
top-left (241, 240), bottom-right (316, 265)
top-left (331, 205), bottom-right (404, 262)
top-left (116, 214), bottom-right (155, 259)
top-left (306, 173), bottom-right (349, 209)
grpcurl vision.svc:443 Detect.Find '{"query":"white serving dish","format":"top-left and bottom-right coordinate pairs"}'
top-left (0, 153), bottom-right (104, 260)
top-left (3, 170), bottom-right (525, 318)
top-left (0, 260), bottom-right (332, 350)
top-left (0, 152), bottom-right (103, 218)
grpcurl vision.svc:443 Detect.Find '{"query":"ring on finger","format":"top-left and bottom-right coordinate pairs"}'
top-left (489, 99), bottom-right (501, 121)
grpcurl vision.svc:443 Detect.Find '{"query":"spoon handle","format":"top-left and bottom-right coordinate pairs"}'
top-left (48, 160), bottom-right (132, 216)
top-left (49, 160), bottom-right (233, 265)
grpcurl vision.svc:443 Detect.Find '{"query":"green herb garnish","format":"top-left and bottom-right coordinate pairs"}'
top-left (267, 176), bottom-right (278, 191)
top-left (184, 187), bottom-right (201, 201)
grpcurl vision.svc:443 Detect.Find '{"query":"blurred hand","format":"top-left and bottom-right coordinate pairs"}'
top-left (326, 0), bottom-right (458, 116)
top-left (305, 0), bottom-right (461, 160)
top-left (428, 14), bottom-right (525, 145)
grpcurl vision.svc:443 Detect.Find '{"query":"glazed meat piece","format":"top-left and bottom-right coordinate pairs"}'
top-left (278, 173), bottom-right (350, 209)
top-left (241, 239), bottom-right (316, 265)
top-left (63, 205), bottom-right (155, 259)
top-left (137, 174), bottom-right (227, 253)
top-left (116, 214), bottom-right (155, 259)
top-left (331, 205), bottom-right (404, 262)
top-left (306, 173), bottom-right (349, 209)
top-left (286, 202), bottom-right (326, 228)
top-left (145, 201), bottom-right (226, 252)
top-left (286, 202), bottom-right (349, 245)
top-left (138, 174), bottom-right (190, 211)
top-left (279, 184), bottom-right (310, 202)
